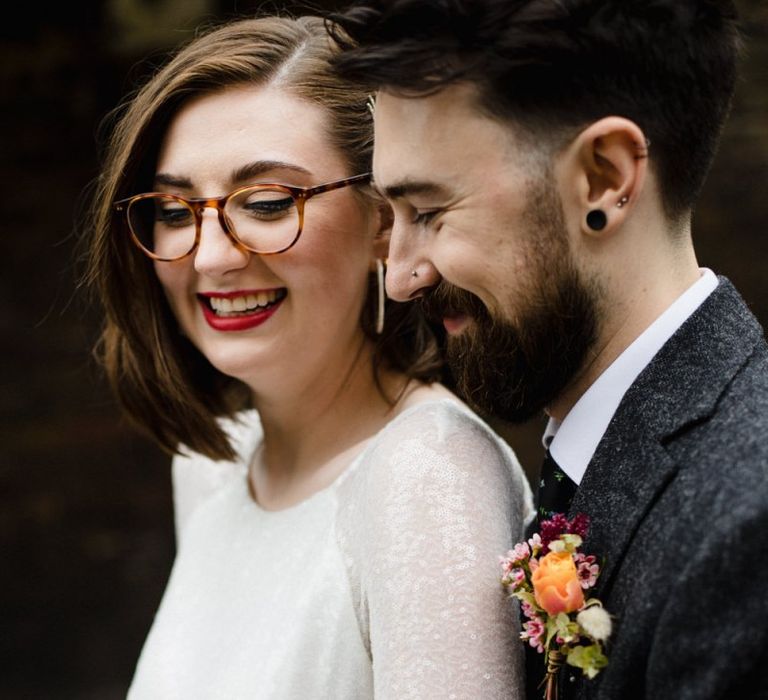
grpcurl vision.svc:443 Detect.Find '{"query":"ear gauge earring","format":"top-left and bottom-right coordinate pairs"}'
top-left (375, 258), bottom-right (385, 335)
top-left (586, 209), bottom-right (608, 232)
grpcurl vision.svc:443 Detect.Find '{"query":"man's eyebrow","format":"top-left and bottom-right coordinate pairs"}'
top-left (380, 180), bottom-right (450, 200)
top-left (153, 161), bottom-right (312, 190)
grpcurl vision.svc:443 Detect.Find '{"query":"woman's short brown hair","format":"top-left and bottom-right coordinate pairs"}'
top-left (85, 15), bottom-right (443, 461)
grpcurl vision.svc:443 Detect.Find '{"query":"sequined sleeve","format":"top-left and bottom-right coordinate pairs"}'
top-left (336, 401), bottom-right (531, 699)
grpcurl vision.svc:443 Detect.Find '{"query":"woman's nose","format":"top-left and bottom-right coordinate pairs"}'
top-left (193, 210), bottom-right (251, 276)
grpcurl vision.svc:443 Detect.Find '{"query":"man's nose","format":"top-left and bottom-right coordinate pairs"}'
top-left (384, 218), bottom-right (441, 301)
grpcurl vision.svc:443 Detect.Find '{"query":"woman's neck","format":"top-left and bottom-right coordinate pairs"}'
top-left (248, 339), bottom-right (409, 510)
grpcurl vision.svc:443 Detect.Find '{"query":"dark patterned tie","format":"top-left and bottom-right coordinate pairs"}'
top-left (524, 449), bottom-right (580, 698)
top-left (536, 449), bottom-right (578, 525)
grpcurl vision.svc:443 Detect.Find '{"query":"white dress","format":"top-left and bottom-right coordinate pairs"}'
top-left (128, 399), bottom-right (533, 699)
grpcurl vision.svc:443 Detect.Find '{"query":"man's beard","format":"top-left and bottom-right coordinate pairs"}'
top-left (420, 178), bottom-right (600, 423)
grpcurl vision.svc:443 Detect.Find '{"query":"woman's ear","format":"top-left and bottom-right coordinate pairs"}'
top-left (371, 199), bottom-right (392, 260)
top-left (561, 116), bottom-right (649, 237)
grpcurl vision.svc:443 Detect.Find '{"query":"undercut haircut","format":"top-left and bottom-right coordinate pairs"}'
top-left (329, 0), bottom-right (740, 220)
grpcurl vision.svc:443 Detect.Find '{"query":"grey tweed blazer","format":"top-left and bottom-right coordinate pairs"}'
top-left (539, 277), bottom-right (768, 700)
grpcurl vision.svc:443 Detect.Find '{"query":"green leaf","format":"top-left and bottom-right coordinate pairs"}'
top-left (512, 590), bottom-right (538, 608)
top-left (552, 613), bottom-right (580, 643)
top-left (566, 643), bottom-right (609, 679)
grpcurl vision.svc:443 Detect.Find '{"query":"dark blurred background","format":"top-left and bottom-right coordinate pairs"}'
top-left (1, 1), bottom-right (765, 697)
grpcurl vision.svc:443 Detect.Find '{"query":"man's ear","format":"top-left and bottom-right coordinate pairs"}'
top-left (560, 116), bottom-right (649, 236)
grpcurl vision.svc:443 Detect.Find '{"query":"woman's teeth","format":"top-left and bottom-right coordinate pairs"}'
top-left (208, 290), bottom-right (283, 315)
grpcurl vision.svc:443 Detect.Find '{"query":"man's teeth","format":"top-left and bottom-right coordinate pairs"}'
top-left (209, 290), bottom-right (282, 314)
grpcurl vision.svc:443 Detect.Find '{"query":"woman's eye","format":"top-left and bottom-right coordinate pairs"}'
top-left (157, 206), bottom-right (192, 226)
top-left (242, 196), bottom-right (295, 220)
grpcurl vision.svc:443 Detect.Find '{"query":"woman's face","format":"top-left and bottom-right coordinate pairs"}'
top-left (151, 84), bottom-right (379, 396)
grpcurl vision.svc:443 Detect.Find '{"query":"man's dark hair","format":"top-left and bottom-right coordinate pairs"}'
top-left (330, 0), bottom-right (740, 220)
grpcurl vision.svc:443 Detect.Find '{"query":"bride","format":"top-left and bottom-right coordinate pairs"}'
top-left (86, 15), bottom-right (532, 699)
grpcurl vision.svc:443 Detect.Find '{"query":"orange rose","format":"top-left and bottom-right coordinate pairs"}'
top-left (532, 551), bottom-right (584, 615)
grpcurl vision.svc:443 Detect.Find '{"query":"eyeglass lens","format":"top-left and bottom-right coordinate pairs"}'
top-left (127, 187), bottom-right (301, 258)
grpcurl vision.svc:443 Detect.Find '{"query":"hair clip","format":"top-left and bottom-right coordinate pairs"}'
top-left (366, 94), bottom-right (376, 116)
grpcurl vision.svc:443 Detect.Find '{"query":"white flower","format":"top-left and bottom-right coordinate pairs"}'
top-left (577, 606), bottom-right (613, 642)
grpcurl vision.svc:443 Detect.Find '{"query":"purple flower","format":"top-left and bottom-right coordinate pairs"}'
top-left (540, 514), bottom-right (570, 550)
top-left (539, 513), bottom-right (592, 552)
top-left (570, 513), bottom-right (591, 539)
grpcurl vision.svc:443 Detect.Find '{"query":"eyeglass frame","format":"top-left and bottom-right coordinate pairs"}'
top-left (113, 172), bottom-right (372, 262)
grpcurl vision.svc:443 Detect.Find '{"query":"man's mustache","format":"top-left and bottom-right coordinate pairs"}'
top-left (419, 280), bottom-right (489, 324)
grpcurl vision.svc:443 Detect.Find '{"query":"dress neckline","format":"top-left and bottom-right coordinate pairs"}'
top-left (244, 397), bottom-right (467, 515)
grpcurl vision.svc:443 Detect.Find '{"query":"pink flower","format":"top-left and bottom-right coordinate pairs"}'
top-left (521, 600), bottom-right (536, 618)
top-left (575, 553), bottom-right (599, 589)
top-left (511, 542), bottom-right (531, 563)
top-left (500, 541), bottom-right (531, 575)
top-left (521, 615), bottom-right (545, 653)
top-left (528, 532), bottom-right (543, 552)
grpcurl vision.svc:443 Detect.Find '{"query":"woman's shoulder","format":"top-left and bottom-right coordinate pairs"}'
top-left (346, 387), bottom-right (531, 508)
top-left (334, 386), bottom-right (534, 567)
top-left (370, 387), bottom-right (518, 467)
top-left (172, 409), bottom-right (262, 537)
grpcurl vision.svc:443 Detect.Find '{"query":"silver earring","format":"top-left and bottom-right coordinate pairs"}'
top-left (411, 270), bottom-right (419, 278)
top-left (617, 196), bottom-right (629, 209)
top-left (375, 258), bottom-right (385, 335)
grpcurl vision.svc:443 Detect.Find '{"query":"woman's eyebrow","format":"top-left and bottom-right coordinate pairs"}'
top-left (153, 161), bottom-right (313, 190)
top-left (154, 173), bottom-right (193, 189)
top-left (230, 160), bottom-right (312, 183)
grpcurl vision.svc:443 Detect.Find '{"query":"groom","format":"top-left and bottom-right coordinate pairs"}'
top-left (332, 1), bottom-right (768, 698)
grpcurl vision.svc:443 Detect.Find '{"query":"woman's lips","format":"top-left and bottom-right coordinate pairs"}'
top-left (197, 289), bottom-right (286, 332)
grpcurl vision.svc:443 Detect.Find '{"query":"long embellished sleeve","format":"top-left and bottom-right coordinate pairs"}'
top-left (337, 401), bottom-right (532, 699)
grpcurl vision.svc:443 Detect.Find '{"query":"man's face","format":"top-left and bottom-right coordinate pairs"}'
top-left (373, 84), bottom-right (601, 421)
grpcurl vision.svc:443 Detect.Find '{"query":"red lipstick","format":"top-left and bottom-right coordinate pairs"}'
top-left (198, 289), bottom-right (285, 332)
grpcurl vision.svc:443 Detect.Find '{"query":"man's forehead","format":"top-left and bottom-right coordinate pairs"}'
top-left (372, 83), bottom-right (520, 188)
top-left (374, 83), bottom-right (482, 132)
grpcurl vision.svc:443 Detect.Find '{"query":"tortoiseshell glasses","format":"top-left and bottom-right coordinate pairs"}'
top-left (113, 173), bottom-right (372, 262)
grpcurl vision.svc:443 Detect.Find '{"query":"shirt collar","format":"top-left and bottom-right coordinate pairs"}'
top-left (545, 268), bottom-right (718, 485)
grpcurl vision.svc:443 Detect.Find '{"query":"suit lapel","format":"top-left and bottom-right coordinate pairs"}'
top-left (569, 277), bottom-right (764, 594)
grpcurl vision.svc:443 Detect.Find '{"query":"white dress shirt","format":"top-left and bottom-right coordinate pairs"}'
top-left (544, 268), bottom-right (718, 486)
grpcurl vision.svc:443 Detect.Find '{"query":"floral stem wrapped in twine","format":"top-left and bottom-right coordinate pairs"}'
top-left (543, 648), bottom-right (564, 700)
